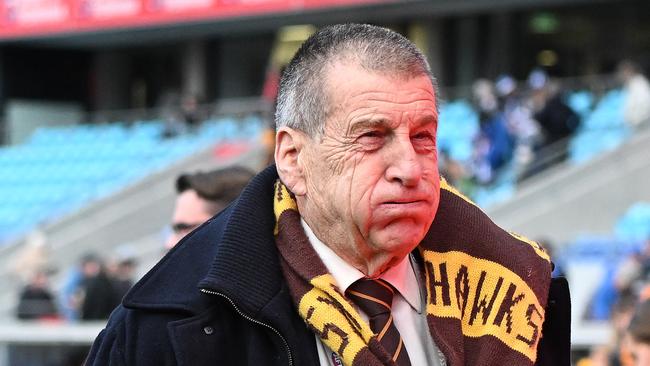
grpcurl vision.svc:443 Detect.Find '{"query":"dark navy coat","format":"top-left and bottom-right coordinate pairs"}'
top-left (85, 165), bottom-right (570, 366)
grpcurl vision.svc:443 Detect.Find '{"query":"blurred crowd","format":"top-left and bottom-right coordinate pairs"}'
top-left (12, 233), bottom-right (138, 323)
top-left (440, 60), bottom-right (650, 200)
top-left (574, 238), bottom-right (650, 366)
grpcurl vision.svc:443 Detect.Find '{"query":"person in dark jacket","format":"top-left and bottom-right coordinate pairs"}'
top-left (86, 24), bottom-right (569, 366)
top-left (81, 264), bottom-right (120, 321)
top-left (529, 70), bottom-right (579, 161)
top-left (16, 269), bottom-right (58, 320)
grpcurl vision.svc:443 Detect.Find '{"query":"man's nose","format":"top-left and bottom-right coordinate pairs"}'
top-left (385, 137), bottom-right (422, 187)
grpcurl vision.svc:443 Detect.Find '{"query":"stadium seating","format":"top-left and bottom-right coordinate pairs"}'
top-left (0, 118), bottom-right (264, 244)
top-left (569, 89), bottom-right (631, 163)
top-left (435, 89), bottom-right (631, 208)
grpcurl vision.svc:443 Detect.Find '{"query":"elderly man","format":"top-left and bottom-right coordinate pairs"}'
top-left (86, 24), bottom-right (569, 366)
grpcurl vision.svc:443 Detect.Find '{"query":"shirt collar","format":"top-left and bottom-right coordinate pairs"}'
top-left (301, 219), bottom-right (421, 312)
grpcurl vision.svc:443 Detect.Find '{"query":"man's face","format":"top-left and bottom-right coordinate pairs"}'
top-left (298, 62), bottom-right (440, 274)
top-left (166, 189), bottom-right (216, 249)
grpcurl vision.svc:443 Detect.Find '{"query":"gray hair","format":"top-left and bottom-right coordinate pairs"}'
top-left (275, 23), bottom-right (439, 138)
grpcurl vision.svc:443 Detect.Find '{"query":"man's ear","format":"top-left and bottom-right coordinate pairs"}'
top-left (275, 127), bottom-right (307, 196)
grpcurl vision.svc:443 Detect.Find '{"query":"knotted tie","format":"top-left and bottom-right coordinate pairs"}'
top-left (346, 278), bottom-right (411, 366)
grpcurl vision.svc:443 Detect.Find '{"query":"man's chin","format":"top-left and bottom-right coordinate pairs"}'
top-left (370, 221), bottom-right (427, 253)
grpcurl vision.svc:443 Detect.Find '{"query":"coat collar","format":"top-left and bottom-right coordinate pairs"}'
top-left (123, 165), bottom-right (284, 317)
top-left (196, 164), bottom-right (284, 316)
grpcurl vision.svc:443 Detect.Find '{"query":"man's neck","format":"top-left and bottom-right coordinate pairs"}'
top-left (301, 220), bottom-right (403, 277)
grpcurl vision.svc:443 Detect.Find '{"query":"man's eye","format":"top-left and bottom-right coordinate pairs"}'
top-left (412, 131), bottom-right (434, 141)
top-left (361, 131), bottom-right (383, 138)
top-left (358, 130), bottom-right (384, 143)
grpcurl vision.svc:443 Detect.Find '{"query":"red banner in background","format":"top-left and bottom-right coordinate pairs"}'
top-left (0, 0), bottom-right (385, 39)
top-left (2, 0), bottom-right (70, 26)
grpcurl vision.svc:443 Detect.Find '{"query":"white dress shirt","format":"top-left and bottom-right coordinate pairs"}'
top-left (301, 220), bottom-right (446, 366)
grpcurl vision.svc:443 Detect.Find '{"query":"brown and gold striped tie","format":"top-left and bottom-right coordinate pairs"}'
top-left (347, 278), bottom-right (411, 366)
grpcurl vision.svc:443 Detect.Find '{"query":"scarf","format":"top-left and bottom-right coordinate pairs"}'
top-left (273, 179), bottom-right (551, 366)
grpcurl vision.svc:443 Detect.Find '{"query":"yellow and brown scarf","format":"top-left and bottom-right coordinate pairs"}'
top-left (273, 179), bottom-right (551, 366)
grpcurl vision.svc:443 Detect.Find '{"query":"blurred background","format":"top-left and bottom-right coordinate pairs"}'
top-left (0, 0), bottom-right (649, 365)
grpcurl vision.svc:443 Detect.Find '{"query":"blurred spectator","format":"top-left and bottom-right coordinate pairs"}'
top-left (521, 69), bottom-right (580, 180)
top-left (16, 269), bottom-right (59, 320)
top-left (610, 290), bottom-right (637, 366)
top-left (529, 69), bottom-right (580, 150)
top-left (59, 253), bottom-right (102, 321)
top-left (626, 298), bottom-right (650, 365)
top-left (589, 246), bottom-right (648, 322)
top-left (617, 60), bottom-right (650, 128)
top-left (11, 230), bottom-right (49, 284)
top-left (470, 79), bottom-right (514, 184)
top-left (111, 257), bottom-right (137, 302)
top-left (590, 265), bottom-right (621, 321)
top-left (166, 166), bottom-right (255, 249)
top-left (80, 258), bottom-right (119, 321)
top-left (180, 94), bottom-right (203, 129)
top-left (161, 92), bottom-right (206, 138)
top-left (614, 241), bottom-right (650, 295)
top-left (495, 74), bottom-right (541, 171)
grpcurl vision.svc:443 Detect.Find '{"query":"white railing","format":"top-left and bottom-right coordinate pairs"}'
top-left (0, 321), bottom-right (105, 366)
top-left (0, 321), bottom-right (104, 345)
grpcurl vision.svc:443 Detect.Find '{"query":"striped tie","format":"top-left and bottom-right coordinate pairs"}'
top-left (347, 278), bottom-right (411, 366)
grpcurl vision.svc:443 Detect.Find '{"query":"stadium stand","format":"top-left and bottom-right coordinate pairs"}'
top-left (0, 117), bottom-right (264, 245)
top-left (569, 89), bottom-right (632, 164)
top-left (488, 122), bottom-right (650, 244)
top-left (437, 86), bottom-right (643, 209)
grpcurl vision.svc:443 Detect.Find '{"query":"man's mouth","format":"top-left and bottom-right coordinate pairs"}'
top-left (382, 197), bottom-right (428, 205)
top-left (380, 199), bottom-right (429, 208)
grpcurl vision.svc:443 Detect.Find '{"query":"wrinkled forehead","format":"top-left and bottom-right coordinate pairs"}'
top-left (321, 62), bottom-right (437, 127)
